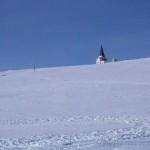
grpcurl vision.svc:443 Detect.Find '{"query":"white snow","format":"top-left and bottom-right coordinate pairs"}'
top-left (0, 58), bottom-right (150, 149)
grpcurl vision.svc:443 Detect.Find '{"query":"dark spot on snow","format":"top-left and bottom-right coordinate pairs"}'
top-left (63, 142), bottom-right (73, 146)
top-left (1, 74), bottom-right (7, 76)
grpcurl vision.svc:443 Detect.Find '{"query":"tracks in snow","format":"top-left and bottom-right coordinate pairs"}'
top-left (0, 115), bottom-right (150, 149)
top-left (0, 115), bottom-right (142, 126)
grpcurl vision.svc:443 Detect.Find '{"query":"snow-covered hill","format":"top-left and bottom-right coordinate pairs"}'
top-left (0, 58), bottom-right (150, 150)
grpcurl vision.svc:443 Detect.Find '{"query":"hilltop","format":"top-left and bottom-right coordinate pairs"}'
top-left (0, 58), bottom-right (150, 149)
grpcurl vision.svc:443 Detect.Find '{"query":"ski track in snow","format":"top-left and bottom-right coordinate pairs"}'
top-left (0, 115), bottom-right (150, 149)
top-left (0, 115), bottom-right (142, 126)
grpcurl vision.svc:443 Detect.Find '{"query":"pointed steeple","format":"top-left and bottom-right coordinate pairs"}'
top-left (99, 45), bottom-right (105, 57)
top-left (99, 45), bottom-right (107, 61)
top-left (96, 44), bottom-right (107, 64)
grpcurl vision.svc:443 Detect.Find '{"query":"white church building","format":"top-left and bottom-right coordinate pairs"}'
top-left (96, 45), bottom-right (107, 64)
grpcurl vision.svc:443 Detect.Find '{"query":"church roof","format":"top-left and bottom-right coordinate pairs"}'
top-left (99, 45), bottom-right (107, 60)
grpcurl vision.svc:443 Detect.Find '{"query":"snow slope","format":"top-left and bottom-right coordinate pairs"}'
top-left (0, 58), bottom-right (150, 149)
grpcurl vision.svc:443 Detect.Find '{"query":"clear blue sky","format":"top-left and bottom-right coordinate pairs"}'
top-left (0, 0), bottom-right (150, 70)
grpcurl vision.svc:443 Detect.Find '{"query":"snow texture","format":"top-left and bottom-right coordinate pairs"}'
top-left (0, 58), bottom-right (150, 149)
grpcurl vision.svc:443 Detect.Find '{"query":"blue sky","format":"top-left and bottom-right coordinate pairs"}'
top-left (0, 0), bottom-right (150, 70)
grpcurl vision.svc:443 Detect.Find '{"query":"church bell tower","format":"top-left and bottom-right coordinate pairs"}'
top-left (96, 45), bottom-right (107, 64)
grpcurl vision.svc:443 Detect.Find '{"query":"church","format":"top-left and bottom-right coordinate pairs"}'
top-left (96, 45), bottom-right (107, 64)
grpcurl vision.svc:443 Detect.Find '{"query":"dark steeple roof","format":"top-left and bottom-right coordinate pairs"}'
top-left (99, 45), bottom-right (107, 60)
